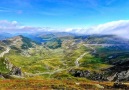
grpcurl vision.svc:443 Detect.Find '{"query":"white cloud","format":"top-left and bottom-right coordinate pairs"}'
top-left (0, 20), bottom-right (129, 38)
top-left (0, 20), bottom-right (49, 33)
top-left (68, 20), bottom-right (129, 38)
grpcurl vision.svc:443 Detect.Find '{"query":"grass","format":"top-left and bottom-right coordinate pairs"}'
top-left (95, 46), bottom-right (129, 64)
top-left (63, 45), bottom-right (89, 66)
top-left (0, 78), bottom-right (114, 90)
top-left (79, 52), bottom-right (108, 70)
top-left (3, 42), bottom-right (110, 75)
top-left (0, 57), bottom-right (9, 73)
top-left (5, 46), bottom-right (65, 73)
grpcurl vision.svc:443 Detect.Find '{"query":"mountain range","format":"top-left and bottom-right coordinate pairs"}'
top-left (0, 32), bottom-right (129, 89)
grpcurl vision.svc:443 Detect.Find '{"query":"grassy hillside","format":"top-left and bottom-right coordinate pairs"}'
top-left (1, 34), bottom-right (129, 89)
top-left (4, 36), bottom-right (110, 76)
top-left (1, 34), bottom-right (128, 75)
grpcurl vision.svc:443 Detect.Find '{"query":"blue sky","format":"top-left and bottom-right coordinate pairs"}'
top-left (0, 0), bottom-right (129, 38)
top-left (0, 0), bottom-right (129, 28)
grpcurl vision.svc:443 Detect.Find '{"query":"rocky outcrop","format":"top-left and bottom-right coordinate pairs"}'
top-left (105, 59), bottom-right (129, 81)
top-left (106, 70), bottom-right (129, 81)
top-left (0, 72), bottom-right (5, 79)
top-left (4, 58), bottom-right (13, 71)
top-left (10, 66), bottom-right (22, 76)
top-left (69, 69), bottom-right (107, 81)
top-left (3, 58), bottom-right (22, 77)
top-left (113, 82), bottom-right (129, 89)
top-left (70, 59), bottom-right (129, 82)
top-left (70, 69), bottom-right (91, 77)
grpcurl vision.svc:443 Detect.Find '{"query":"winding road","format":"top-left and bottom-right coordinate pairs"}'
top-left (75, 52), bottom-right (88, 67)
top-left (23, 43), bottom-right (98, 77)
top-left (0, 47), bottom-right (10, 57)
top-left (74, 44), bottom-right (97, 67)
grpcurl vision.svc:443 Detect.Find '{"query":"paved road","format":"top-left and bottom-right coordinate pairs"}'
top-left (0, 47), bottom-right (10, 57)
top-left (75, 52), bottom-right (88, 67)
top-left (74, 44), bottom-right (98, 67)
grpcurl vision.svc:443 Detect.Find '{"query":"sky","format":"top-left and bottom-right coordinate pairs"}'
top-left (0, 0), bottom-right (129, 38)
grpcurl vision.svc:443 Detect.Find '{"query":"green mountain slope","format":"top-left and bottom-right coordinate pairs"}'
top-left (0, 34), bottom-right (129, 84)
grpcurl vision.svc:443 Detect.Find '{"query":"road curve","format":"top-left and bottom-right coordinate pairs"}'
top-left (75, 52), bottom-right (88, 67)
top-left (74, 44), bottom-right (97, 67)
top-left (0, 47), bottom-right (10, 57)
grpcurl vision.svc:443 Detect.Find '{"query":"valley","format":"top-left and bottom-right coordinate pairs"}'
top-left (0, 32), bottom-right (129, 89)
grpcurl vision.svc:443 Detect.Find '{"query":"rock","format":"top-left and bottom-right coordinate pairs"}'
top-left (70, 59), bottom-right (129, 82)
top-left (94, 84), bottom-right (104, 89)
top-left (113, 82), bottom-right (128, 89)
top-left (69, 69), bottom-right (107, 81)
top-left (105, 59), bottom-right (129, 81)
top-left (75, 82), bottom-right (80, 85)
top-left (0, 72), bottom-right (5, 79)
top-left (107, 73), bottom-right (117, 81)
top-left (69, 69), bottom-right (92, 78)
top-left (4, 58), bottom-right (13, 71)
top-left (10, 75), bottom-right (25, 79)
top-left (10, 66), bottom-right (22, 76)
